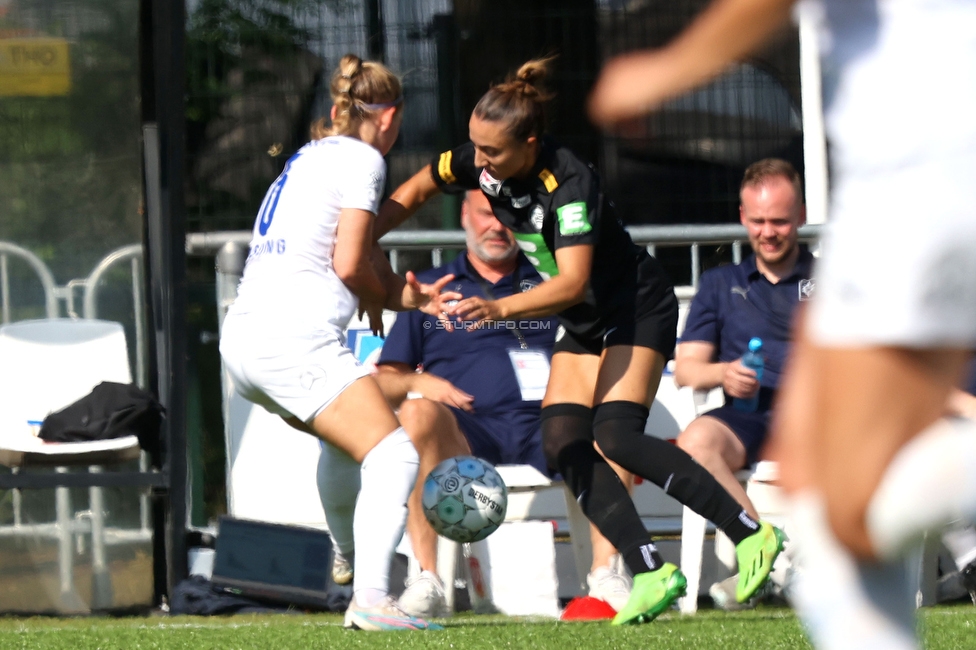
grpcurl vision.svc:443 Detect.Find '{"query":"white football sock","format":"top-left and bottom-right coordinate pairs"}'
top-left (789, 492), bottom-right (918, 650)
top-left (316, 440), bottom-right (361, 557)
top-left (353, 427), bottom-right (419, 607)
top-left (866, 417), bottom-right (976, 561)
top-left (941, 522), bottom-right (976, 571)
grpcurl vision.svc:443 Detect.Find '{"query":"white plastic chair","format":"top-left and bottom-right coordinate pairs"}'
top-left (0, 319), bottom-right (135, 443)
top-left (674, 386), bottom-right (788, 614)
top-left (0, 318), bottom-right (140, 611)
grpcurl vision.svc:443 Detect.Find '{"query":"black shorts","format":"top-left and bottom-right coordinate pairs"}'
top-left (553, 253), bottom-right (678, 359)
top-left (699, 405), bottom-right (771, 466)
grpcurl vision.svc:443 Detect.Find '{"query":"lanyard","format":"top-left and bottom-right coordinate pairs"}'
top-left (470, 260), bottom-right (529, 350)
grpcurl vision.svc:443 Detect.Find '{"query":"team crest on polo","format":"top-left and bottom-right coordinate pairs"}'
top-left (479, 169), bottom-right (502, 197)
top-left (520, 279), bottom-right (538, 292)
top-left (511, 194), bottom-right (531, 209)
top-left (530, 205), bottom-right (545, 231)
top-left (798, 278), bottom-right (815, 301)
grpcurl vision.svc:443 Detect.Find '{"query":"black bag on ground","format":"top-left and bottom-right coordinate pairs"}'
top-left (39, 381), bottom-right (164, 458)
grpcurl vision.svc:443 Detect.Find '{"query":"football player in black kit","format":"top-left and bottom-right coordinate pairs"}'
top-left (374, 56), bottom-right (785, 625)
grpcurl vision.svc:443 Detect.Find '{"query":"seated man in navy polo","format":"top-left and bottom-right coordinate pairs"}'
top-left (673, 158), bottom-right (811, 606)
top-left (375, 189), bottom-right (632, 618)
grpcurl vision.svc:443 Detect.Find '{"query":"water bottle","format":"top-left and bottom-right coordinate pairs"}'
top-left (733, 337), bottom-right (764, 412)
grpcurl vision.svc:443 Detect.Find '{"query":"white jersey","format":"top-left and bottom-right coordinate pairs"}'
top-left (806, 0), bottom-right (976, 347)
top-left (229, 136), bottom-right (386, 333)
top-left (810, 0), bottom-right (976, 178)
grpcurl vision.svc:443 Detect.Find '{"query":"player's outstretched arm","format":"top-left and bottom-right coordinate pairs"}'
top-left (391, 271), bottom-right (460, 316)
top-left (588, 0), bottom-right (795, 126)
top-left (452, 244), bottom-right (592, 327)
top-left (375, 164), bottom-right (443, 239)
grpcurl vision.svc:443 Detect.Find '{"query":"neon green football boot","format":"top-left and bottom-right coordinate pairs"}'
top-left (735, 521), bottom-right (787, 603)
top-left (610, 562), bottom-right (687, 626)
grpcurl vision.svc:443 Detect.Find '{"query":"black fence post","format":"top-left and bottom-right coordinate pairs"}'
top-left (365, 0), bottom-right (386, 62)
top-left (140, 0), bottom-right (189, 604)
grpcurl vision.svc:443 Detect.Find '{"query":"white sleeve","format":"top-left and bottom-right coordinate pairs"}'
top-left (340, 145), bottom-right (386, 214)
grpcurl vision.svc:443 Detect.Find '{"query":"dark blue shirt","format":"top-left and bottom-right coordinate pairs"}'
top-left (964, 359), bottom-right (976, 397)
top-left (681, 250), bottom-right (815, 392)
top-left (377, 253), bottom-right (558, 414)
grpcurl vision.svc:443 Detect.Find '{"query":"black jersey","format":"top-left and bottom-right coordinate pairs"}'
top-left (430, 137), bottom-right (647, 337)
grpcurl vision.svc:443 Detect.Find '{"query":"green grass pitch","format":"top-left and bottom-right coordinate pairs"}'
top-left (0, 606), bottom-right (975, 649)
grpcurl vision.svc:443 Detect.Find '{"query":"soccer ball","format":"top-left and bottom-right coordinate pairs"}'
top-left (422, 455), bottom-right (508, 543)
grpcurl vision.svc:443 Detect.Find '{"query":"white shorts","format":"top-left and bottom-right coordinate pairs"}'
top-left (808, 155), bottom-right (976, 348)
top-left (219, 312), bottom-right (370, 424)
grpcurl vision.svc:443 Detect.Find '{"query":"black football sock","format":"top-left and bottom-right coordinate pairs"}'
top-left (593, 400), bottom-right (759, 545)
top-left (541, 403), bottom-right (663, 574)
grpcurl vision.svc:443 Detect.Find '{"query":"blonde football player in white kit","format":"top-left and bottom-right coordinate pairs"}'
top-left (220, 54), bottom-right (457, 632)
top-left (590, 0), bottom-right (976, 648)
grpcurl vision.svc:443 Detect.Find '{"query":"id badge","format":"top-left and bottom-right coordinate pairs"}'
top-left (507, 349), bottom-right (551, 401)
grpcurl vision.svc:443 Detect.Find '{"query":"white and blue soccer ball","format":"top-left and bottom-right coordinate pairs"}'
top-left (422, 455), bottom-right (508, 543)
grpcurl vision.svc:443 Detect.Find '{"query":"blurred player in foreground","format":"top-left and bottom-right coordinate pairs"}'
top-left (590, 1), bottom-right (976, 648)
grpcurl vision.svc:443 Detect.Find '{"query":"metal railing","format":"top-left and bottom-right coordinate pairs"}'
top-left (0, 241), bottom-right (59, 323)
top-left (189, 223), bottom-right (823, 303)
top-left (3, 223), bottom-right (825, 382)
top-left (81, 244), bottom-right (147, 388)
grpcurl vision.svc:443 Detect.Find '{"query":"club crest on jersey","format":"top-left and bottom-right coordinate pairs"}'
top-left (530, 205), bottom-right (545, 231)
top-left (799, 278), bottom-right (816, 301)
top-left (511, 194), bottom-right (531, 209)
top-left (479, 169), bottom-right (502, 197)
top-left (520, 279), bottom-right (538, 292)
top-left (367, 170), bottom-right (383, 204)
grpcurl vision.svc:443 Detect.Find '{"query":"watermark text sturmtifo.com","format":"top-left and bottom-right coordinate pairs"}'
top-left (423, 320), bottom-right (553, 331)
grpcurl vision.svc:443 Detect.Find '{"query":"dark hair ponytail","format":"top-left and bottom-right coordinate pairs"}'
top-left (472, 56), bottom-right (556, 141)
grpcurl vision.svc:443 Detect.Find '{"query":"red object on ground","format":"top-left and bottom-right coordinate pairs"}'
top-left (559, 596), bottom-right (618, 621)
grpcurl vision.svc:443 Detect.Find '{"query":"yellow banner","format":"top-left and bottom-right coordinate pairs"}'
top-left (0, 38), bottom-right (71, 97)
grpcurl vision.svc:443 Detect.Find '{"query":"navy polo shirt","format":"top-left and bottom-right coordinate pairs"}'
top-left (964, 359), bottom-right (976, 397)
top-left (377, 253), bottom-right (558, 414)
top-left (681, 250), bottom-right (815, 391)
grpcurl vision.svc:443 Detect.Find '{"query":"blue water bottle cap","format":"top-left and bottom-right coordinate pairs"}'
top-left (748, 337), bottom-right (763, 352)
